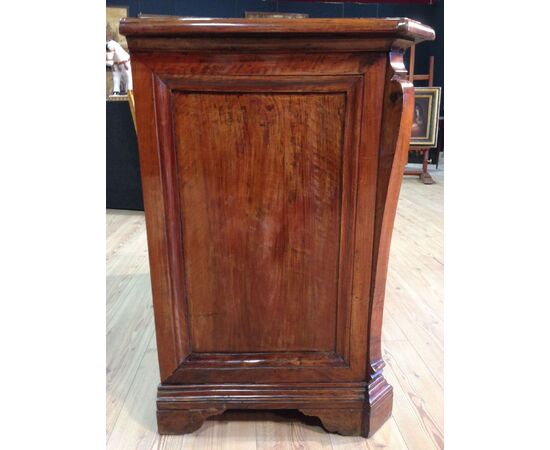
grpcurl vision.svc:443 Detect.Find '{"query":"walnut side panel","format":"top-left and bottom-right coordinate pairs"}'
top-left (147, 74), bottom-right (368, 384)
top-left (174, 91), bottom-right (344, 354)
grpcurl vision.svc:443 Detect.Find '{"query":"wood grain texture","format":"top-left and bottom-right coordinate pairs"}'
top-left (121, 17), bottom-right (435, 439)
top-left (175, 92), bottom-right (343, 353)
top-left (142, 70), bottom-right (367, 386)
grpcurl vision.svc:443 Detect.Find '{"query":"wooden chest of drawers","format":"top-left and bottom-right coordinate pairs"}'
top-left (120, 17), bottom-right (434, 437)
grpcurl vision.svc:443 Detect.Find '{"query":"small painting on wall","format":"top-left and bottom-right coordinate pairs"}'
top-left (410, 87), bottom-right (441, 148)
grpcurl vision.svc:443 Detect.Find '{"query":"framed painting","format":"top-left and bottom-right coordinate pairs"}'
top-left (410, 87), bottom-right (441, 148)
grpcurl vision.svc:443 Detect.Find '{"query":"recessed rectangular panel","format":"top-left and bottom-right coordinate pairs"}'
top-left (174, 91), bottom-right (346, 353)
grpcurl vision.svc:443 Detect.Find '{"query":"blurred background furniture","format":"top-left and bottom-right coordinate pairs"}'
top-left (404, 43), bottom-right (441, 184)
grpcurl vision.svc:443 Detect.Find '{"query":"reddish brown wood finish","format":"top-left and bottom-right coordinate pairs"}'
top-left (121, 17), bottom-right (434, 438)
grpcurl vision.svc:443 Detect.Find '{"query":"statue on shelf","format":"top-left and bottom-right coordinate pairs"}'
top-left (106, 40), bottom-right (132, 96)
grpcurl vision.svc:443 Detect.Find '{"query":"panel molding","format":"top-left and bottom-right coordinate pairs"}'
top-left (151, 73), bottom-right (364, 379)
top-left (157, 382), bottom-right (366, 408)
top-left (179, 351), bottom-right (348, 370)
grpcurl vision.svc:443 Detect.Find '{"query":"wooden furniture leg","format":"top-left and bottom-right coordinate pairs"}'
top-left (420, 148), bottom-right (434, 184)
top-left (404, 147), bottom-right (434, 184)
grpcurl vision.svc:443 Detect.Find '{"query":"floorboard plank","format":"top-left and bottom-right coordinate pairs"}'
top-left (107, 338), bottom-right (160, 450)
top-left (106, 211), bottom-right (156, 438)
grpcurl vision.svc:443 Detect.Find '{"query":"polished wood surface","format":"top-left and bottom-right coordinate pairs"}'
top-left (120, 17), bottom-right (434, 40)
top-left (176, 90), bottom-right (344, 353)
top-left (106, 169), bottom-right (444, 449)
top-left (120, 17), bottom-right (434, 54)
top-left (121, 17), bottom-right (434, 438)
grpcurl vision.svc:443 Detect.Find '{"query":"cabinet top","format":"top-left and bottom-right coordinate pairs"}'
top-left (119, 17), bottom-right (434, 44)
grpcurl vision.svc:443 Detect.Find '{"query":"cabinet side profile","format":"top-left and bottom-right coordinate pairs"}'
top-left (120, 17), bottom-right (434, 438)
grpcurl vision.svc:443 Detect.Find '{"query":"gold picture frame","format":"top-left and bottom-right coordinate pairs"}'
top-left (410, 87), bottom-right (441, 148)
